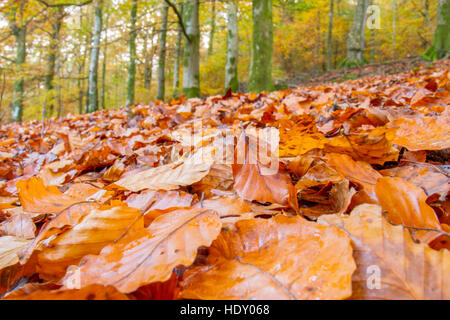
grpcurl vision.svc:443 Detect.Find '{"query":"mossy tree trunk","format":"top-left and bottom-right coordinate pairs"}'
top-left (424, 0), bottom-right (450, 60)
top-left (208, 0), bottom-right (216, 56)
top-left (248, 0), bottom-right (273, 93)
top-left (182, 0), bottom-right (200, 98)
top-left (225, 0), bottom-right (239, 92)
top-left (101, 6), bottom-right (110, 110)
top-left (11, 26), bottom-right (26, 122)
top-left (342, 0), bottom-right (368, 67)
top-left (157, 2), bottom-right (169, 101)
top-left (45, 8), bottom-right (64, 119)
top-left (126, 0), bottom-right (138, 109)
top-left (326, 0), bottom-right (334, 71)
top-left (173, 3), bottom-right (184, 97)
top-left (87, 0), bottom-right (103, 113)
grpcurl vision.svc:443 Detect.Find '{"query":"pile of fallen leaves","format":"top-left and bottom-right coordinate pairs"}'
top-left (0, 61), bottom-right (449, 300)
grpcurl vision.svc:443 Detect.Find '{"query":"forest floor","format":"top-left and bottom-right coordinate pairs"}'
top-left (297, 56), bottom-right (432, 86)
top-left (0, 59), bottom-right (449, 300)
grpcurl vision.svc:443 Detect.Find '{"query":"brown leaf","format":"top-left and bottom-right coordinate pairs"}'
top-left (180, 214), bottom-right (355, 300)
top-left (62, 207), bottom-right (221, 293)
top-left (319, 204), bottom-right (450, 299)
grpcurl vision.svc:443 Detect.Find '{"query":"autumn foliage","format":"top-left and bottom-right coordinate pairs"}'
top-left (0, 61), bottom-right (449, 300)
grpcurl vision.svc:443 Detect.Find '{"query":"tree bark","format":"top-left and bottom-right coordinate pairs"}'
top-left (100, 7), bottom-right (109, 110)
top-left (11, 26), bottom-right (26, 122)
top-left (182, 0), bottom-right (200, 98)
top-left (326, 0), bottom-right (334, 71)
top-left (173, 3), bottom-right (184, 96)
top-left (45, 8), bottom-right (64, 118)
top-left (424, 0), bottom-right (450, 60)
top-left (157, 2), bottom-right (169, 101)
top-left (343, 0), bottom-right (368, 67)
top-left (208, 0), bottom-right (216, 56)
top-left (126, 0), bottom-right (138, 108)
top-left (225, 0), bottom-right (239, 92)
top-left (87, 0), bottom-right (102, 113)
top-left (248, 0), bottom-right (273, 93)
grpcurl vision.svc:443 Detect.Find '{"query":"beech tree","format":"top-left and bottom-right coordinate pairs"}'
top-left (248, 0), bottom-right (273, 93)
top-left (341, 0), bottom-right (368, 67)
top-left (181, 0), bottom-right (200, 98)
top-left (225, 0), bottom-right (239, 92)
top-left (157, 2), bottom-right (169, 101)
top-left (126, 0), bottom-right (138, 109)
top-left (424, 0), bottom-right (450, 60)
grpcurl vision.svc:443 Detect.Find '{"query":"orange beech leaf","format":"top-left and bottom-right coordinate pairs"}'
top-left (19, 202), bottom-right (99, 264)
top-left (129, 272), bottom-right (179, 300)
top-left (233, 133), bottom-right (298, 212)
top-left (0, 196), bottom-right (18, 210)
top-left (191, 163), bottom-right (234, 198)
top-left (3, 284), bottom-right (129, 300)
top-left (36, 202), bottom-right (143, 280)
top-left (325, 153), bottom-right (381, 202)
top-left (16, 177), bottom-right (87, 214)
top-left (195, 196), bottom-right (252, 218)
top-left (295, 160), bottom-right (344, 190)
top-left (0, 213), bottom-right (36, 239)
top-left (126, 189), bottom-right (194, 212)
top-left (62, 207), bottom-right (221, 293)
top-left (388, 115), bottom-right (450, 151)
top-left (0, 236), bottom-right (31, 271)
top-left (319, 204), bottom-right (450, 299)
top-left (380, 165), bottom-right (449, 199)
top-left (179, 214), bottom-right (355, 300)
top-left (114, 146), bottom-right (215, 192)
top-left (64, 183), bottom-right (102, 200)
top-left (375, 177), bottom-right (442, 243)
top-left (325, 132), bottom-right (399, 165)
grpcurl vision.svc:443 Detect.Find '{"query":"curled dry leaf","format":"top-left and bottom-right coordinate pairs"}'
top-left (114, 146), bottom-right (215, 192)
top-left (318, 204), bottom-right (450, 300)
top-left (0, 213), bottom-right (36, 239)
top-left (36, 202), bottom-right (143, 280)
top-left (126, 189), bottom-right (194, 212)
top-left (0, 236), bottom-right (31, 271)
top-left (62, 207), bottom-right (221, 293)
top-left (16, 177), bottom-right (87, 214)
top-left (180, 214), bottom-right (355, 300)
top-left (233, 133), bottom-right (298, 211)
top-left (375, 177), bottom-right (442, 243)
top-left (325, 153), bottom-right (381, 202)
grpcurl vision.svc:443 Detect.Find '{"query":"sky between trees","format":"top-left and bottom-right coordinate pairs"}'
top-left (0, 0), bottom-right (448, 122)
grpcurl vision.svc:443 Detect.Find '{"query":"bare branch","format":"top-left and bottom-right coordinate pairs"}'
top-left (163, 0), bottom-right (191, 43)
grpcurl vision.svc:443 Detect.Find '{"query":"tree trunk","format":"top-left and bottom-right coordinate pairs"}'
top-left (101, 7), bottom-right (110, 110)
top-left (225, 0), bottom-right (239, 92)
top-left (87, 0), bottom-right (103, 113)
top-left (392, 0), bottom-right (396, 60)
top-left (248, 0), bottom-right (273, 93)
top-left (143, 28), bottom-right (155, 90)
top-left (342, 0), bottom-right (368, 67)
top-left (326, 0), bottom-right (334, 71)
top-left (424, 0), bottom-right (450, 60)
top-left (45, 8), bottom-right (63, 118)
top-left (182, 0), bottom-right (201, 98)
top-left (173, 3), bottom-right (184, 96)
top-left (126, 0), bottom-right (138, 109)
top-left (11, 26), bottom-right (26, 122)
top-left (157, 2), bottom-right (169, 101)
top-left (208, 0), bottom-right (216, 56)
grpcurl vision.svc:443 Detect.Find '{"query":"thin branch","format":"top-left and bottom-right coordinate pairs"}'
top-left (163, 0), bottom-right (191, 43)
top-left (37, 0), bottom-right (93, 7)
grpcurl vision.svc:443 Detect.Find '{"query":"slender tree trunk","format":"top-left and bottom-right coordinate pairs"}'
top-left (343, 0), bottom-right (368, 67)
top-left (326, 0), bottom-right (334, 71)
top-left (248, 0), bottom-right (273, 93)
top-left (424, 0), bottom-right (450, 60)
top-left (208, 0), bottom-right (216, 56)
top-left (225, 0), bottom-right (239, 92)
top-left (126, 0), bottom-right (137, 109)
top-left (157, 2), bottom-right (169, 101)
top-left (11, 26), bottom-right (26, 122)
top-left (143, 28), bottom-right (155, 90)
top-left (173, 3), bottom-right (184, 96)
top-left (45, 8), bottom-right (63, 118)
top-left (392, 0), bottom-right (396, 60)
top-left (182, 0), bottom-right (201, 98)
top-left (101, 7), bottom-right (109, 110)
top-left (87, 0), bottom-right (102, 113)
